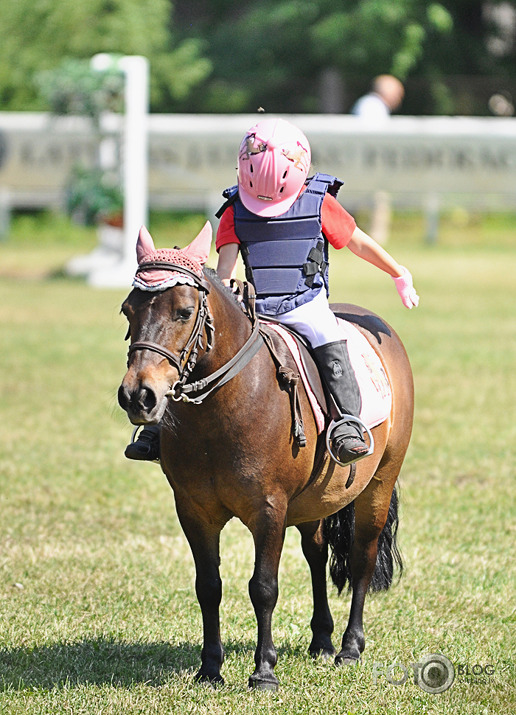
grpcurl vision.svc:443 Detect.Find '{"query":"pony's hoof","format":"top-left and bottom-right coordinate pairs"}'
top-left (335, 653), bottom-right (360, 667)
top-left (248, 675), bottom-right (279, 691)
top-left (194, 671), bottom-right (224, 687)
top-left (310, 646), bottom-right (336, 662)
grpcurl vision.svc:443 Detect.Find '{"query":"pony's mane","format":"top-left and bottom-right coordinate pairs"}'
top-left (204, 267), bottom-right (243, 307)
top-left (204, 266), bottom-right (221, 284)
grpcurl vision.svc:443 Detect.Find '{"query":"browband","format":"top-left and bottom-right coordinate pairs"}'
top-left (136, 261), bottom-right (211, 292)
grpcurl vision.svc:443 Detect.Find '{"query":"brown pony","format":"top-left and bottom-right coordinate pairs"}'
top-left (118, 223), bottom-right (414, 690)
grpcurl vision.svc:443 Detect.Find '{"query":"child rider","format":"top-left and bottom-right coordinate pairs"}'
top-left (215, 117), bottom-right (419, 464)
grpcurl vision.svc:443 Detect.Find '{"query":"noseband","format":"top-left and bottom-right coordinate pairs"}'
top-left (127, 262), bottom-right (263, 404)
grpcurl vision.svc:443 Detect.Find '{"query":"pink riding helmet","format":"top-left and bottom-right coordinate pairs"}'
top-left (237, 118), bottom-right (311, 217)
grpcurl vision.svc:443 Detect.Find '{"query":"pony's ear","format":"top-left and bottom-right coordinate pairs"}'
top-left (182, 221), bottom-right (212, 267)
top-left (136, 226), bottom-right (155, 264)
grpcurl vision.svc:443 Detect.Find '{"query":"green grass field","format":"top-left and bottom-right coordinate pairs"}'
top-left (0, 211), bottom-right (515, 714)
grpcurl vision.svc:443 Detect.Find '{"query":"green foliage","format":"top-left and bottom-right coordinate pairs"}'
top-left (0, 0), bottom-right (514, 114)
top-left (0, 0), bottom-right (211, 112)
top-left (37, 58), bottom-right (125, 122)
top-left (152, 38), bottom-right (212, 104)
top-left (65, 166), bottom-right (123, 226)
top-left (312, 1), bottom-right (429, 78)
top-left (427, 2), bottom-right (454, 33)
top-left (173, 0), bottom-right (506, 114)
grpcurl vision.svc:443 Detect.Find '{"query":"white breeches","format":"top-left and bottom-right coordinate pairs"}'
top-left (274, 289), bottom-right (341, 348)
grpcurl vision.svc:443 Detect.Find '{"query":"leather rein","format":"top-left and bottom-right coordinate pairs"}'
top-left (127, 262), bottom-right (263, 405)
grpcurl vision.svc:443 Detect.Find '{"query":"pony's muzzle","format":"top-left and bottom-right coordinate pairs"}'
top-left (118, 379), bottom-right (164, 425)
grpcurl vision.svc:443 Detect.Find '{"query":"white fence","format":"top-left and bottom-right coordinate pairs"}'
top-left (1, 113), bottom-right (515, 217)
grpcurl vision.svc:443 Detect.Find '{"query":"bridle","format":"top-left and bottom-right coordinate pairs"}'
top-left (127, 262), bottom-right (263, 405)
top-left (128, 262), bottom-right (213, 391)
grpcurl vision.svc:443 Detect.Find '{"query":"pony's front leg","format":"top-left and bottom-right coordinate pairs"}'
top-left (248, 501), bottom-right (287, 691)
top-left (176, 504), bottom-right (226, 685)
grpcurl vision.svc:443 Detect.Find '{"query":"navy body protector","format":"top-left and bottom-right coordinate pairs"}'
top-left (217, 173), bottom-right (344, 316)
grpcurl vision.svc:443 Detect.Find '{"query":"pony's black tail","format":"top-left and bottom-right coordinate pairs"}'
top-left (323, 487), bottom-right (403, 594)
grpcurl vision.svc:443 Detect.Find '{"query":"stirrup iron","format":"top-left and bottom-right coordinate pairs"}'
top-left (325, 414), bottom-right (374, 467)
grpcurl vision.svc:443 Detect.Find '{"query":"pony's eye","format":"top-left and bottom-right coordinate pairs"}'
top-left (175, 307), bottom-right (195, 322)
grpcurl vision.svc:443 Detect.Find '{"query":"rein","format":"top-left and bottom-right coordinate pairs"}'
top-left (168, 318), bottom-right (262, 404)
top-left (128, 263), bottom-right (264, 405)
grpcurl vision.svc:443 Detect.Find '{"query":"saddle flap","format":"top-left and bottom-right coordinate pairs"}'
top-left (260, 319), bottom-right (392, 437)
top-left (286, 333), bottom-right (329, 417)
top-left (260, 322), bottom-right (327, 434)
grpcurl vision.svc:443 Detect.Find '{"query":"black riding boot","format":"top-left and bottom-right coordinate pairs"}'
top-left (125, 425), bottom-right (161, 461)
top-left (312, 340), bottom-right (369, 464)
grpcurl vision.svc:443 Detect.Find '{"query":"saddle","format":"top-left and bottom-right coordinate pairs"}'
top-left (232, 280), bottom-right (392, 449)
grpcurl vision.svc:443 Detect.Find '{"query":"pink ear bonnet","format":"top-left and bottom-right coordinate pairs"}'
top-left (132, 222), bottom-right (212, 292)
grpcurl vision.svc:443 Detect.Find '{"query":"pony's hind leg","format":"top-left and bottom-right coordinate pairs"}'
top-left (297, 520), bottom-right (335, 659)
top-left (335, 477), bottom-right (402, 666)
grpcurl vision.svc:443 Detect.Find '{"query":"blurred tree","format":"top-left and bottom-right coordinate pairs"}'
top-left (173, 0), bottom-right (455, 113)
top-left (0, 0), bottom-right (211, 112)
top-left (173, 0), bottom-right (515, 115)
top-left (406, 0), bottom-right (516, 114)
top-left (36, 58), bottom-right (125, 123)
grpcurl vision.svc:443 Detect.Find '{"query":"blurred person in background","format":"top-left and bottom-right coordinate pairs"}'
top-left (351, 75), bottom-right (405, 244)
top-left (351, 75), bottom-right (405, 121)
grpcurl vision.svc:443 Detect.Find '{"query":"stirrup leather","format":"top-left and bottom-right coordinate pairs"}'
top-left (325, 414), bottom-right (374, 467)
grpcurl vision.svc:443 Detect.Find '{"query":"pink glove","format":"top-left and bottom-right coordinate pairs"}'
top-left (392, 267), bottom-right (419, 309)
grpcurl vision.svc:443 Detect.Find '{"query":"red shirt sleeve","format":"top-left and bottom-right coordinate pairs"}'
top-left (216, 205), bottom-right (240, 252)
top-left (321, 193), bottom-right (356, 249)
top-left (215, 192), bottom-right (356, 252)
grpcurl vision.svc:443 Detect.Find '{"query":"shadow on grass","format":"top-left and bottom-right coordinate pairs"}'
top-left (0, 639), bottom-right (200, 690)
top-left (0, 638), bottom-right (307, 691)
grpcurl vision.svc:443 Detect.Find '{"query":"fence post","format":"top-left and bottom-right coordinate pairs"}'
top-left (0, 188), bottom-right (11, 240)
top-left (424, 193), bottom-right (440, 245)
top-left (87, 54), bottom-right (149, 288)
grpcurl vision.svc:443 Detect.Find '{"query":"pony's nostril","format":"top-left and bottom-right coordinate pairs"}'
top-left (118, 385), bottom-right (129, 410)
top-left (137, 386), bottom-right (157, 413)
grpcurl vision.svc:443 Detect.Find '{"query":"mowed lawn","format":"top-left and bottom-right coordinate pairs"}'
top-left (0, 212), bottom-right (514, 714)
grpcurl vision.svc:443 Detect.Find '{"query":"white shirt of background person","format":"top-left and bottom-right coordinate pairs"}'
top-left (351, 75), bottom-right (404, 123)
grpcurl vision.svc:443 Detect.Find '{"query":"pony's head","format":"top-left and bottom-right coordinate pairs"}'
top-left (118, 223), bottom-right (213, 425)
